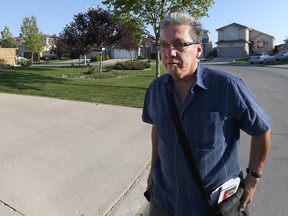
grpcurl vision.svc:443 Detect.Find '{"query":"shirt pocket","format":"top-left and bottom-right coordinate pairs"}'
top-left (189, 112), bottom-right (224, 150)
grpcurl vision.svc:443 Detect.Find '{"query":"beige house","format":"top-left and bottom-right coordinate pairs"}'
top-left (15, 34), bottom-right (56, 60)
top-left (0, 48), bottom-right (17, 66)
top-left (216, 23), bottom-right (275, 58)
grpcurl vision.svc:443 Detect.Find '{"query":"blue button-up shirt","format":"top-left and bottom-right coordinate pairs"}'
top-left (142, 63), bottom-right (270, 216)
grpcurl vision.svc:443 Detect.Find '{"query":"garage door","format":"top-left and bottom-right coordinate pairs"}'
top-left (219, 47), bottom-right (243, 58)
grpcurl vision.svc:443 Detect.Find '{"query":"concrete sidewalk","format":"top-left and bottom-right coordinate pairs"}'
top-left (0, 93), bottom-right (151, 216)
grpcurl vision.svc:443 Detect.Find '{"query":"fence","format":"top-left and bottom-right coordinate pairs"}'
top-left (0, 48), bottom-right (17, 66)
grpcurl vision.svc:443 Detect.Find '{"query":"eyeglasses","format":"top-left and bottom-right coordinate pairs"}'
top-left (158, 41), bottom-right (199, 50)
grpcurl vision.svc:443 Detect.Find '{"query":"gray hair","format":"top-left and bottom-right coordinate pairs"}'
top-left (160, 12), bottom-right (203, 43)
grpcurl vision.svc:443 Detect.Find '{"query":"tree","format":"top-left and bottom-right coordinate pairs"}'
top-left (61, 7), bottom-right (139, 72)
top-left (112, 13), bottom-right (146, 52)
top-left (20, 15), bottom-right (45, 64)
top-left (103, 0), bottom-right (215, 77)
top-left (50, 35), bottom-right (71, 59)
top-left (0, 26), bottom-right (18, 48)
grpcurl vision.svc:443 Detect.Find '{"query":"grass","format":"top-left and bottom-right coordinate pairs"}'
top-left (0, 64), bottom-right (161, 108)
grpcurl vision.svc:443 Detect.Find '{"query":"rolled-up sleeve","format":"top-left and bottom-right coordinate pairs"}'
top-left (142, 87), bottom-right (154, 124)
top-left (235, 79), bottom-right (271, 136)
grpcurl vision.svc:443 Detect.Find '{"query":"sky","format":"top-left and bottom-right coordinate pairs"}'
top-left (0, 0), bottom-right (287, 46)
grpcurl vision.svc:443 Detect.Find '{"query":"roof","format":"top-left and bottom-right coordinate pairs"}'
top-left (216, 22), bottom-right (250, 31)
top-left (216, 22), bottom-right (275, 39)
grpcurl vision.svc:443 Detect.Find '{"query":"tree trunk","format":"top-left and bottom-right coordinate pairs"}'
top-left (31, 53), bottom-right (33, 65)
top-left (156, 49), bottom-right (161, 77)
top-left (99, 52), bottom-right (103, 73)
top-left (154, 31), bottom-right (161, 77)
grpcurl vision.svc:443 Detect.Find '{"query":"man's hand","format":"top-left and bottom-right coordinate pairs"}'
top-left (239, 175), bottom-right (260, 211)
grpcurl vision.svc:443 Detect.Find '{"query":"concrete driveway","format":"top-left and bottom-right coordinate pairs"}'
top-left (0, 93), bottom-right (151, 216)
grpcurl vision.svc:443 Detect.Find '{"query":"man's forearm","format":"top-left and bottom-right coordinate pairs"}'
top-left (248, 128), bottom-right (271, 174)
top-left (240, 128), bottom-right (271, 211)
top-left (147, 125), bottom-right (158, 189)
top-left (151, 125), bottom-right (158, 170)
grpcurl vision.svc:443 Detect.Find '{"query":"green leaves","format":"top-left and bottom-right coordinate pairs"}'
top-left (103, 0), bottom-right (215, 32)
top-left (0, 26), bottom-right (18, 48)
top-left (20, 16), bottom-right (44, 57)
top-left (103, 0), bottom-right (214, 77)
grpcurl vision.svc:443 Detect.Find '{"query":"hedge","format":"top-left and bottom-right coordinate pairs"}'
top-left (112, 60), bottom-right (151, 70)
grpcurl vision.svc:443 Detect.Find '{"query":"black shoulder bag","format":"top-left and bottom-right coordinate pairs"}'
top-left (168, 92), bottom-right (248, 216)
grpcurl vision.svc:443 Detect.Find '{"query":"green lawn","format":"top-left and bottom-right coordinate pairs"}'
top-left (0, 64), bottom-right (161, 108)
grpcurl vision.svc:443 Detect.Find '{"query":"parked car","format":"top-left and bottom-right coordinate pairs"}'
top-left (16, 55), bottom-right (26, 62)
top-left (248, 52), bottom-right (275, 64)
top-left (274, 50), bottom-right (288, 61)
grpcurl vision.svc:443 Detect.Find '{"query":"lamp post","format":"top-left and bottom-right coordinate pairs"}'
top-left (99, 47), bottom-right (105, 73)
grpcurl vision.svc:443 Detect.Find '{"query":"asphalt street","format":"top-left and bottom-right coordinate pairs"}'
top-left (0, 62), bottom-right (287, 216)
top-left (110, 62), bottom-right (288, 216)
top-left (202, 62), bottom-right (288, 216)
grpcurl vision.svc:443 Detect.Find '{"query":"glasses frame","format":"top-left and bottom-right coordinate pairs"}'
top-left (158, 41), bottom-right (199, 50)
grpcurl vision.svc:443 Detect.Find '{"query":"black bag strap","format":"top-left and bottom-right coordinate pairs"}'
top-left (167, 92), bottom-right (214, 211)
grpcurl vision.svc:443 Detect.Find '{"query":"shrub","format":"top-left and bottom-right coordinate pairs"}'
top-left (60, 57), bottom-right (70, 61)
top-left (112, 60), bottom-right (151, 70)
top-left (137, 55), bottom-right (145, 60)
top-left (20, 59), bottom-right (32, 67)
top-left (91, 54), bottom-right (109, 62)
top-left (150, 53), bottom-right (157, 60)
top-left (90, 54), bottom-right (100, 62)
top-left (0, 59), bottom-right (6, 64)
top-left (105, 55), bottom-right (110, 60)
top-left (85, 66), bottom-right (96, 74)
top-left (0, 58), bottom-right (11, 68)
top-left (90, 55), bottom-right (96, 62)
top-left (106, 65), bottom-right (113, 72)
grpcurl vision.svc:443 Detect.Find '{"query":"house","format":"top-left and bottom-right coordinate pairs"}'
top-left (106, 33), bottom-right (156, 60)
top-left (274, 44), bottom-right (286, 53)
top-left (216, 23), bottom-right (275, 58)
top-left (41, 34), bottom-right (57, 58)
top-left (139, 33), bottom-right (156, 59)
top-left (14, 34), bottom-right (56, 60)
top-left (108, 49), bottom-right (138, 59)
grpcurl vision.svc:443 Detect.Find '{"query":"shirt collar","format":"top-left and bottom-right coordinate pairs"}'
top-left (195, 63), bottom-right (209, 90)
top-left (164, 63), bottom-right (209, 90)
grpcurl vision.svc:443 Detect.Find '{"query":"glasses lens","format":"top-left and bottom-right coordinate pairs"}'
top-left (159, 43), bottom-right (167, 49)
top-left (173, 42), bottom-right (184, 49)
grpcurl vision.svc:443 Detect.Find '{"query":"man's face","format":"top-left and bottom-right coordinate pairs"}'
top-left (159, 24), bottom-right (202, 80)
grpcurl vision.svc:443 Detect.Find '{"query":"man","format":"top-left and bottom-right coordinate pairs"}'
top-left (142, 12), bottom-right (271, 216)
